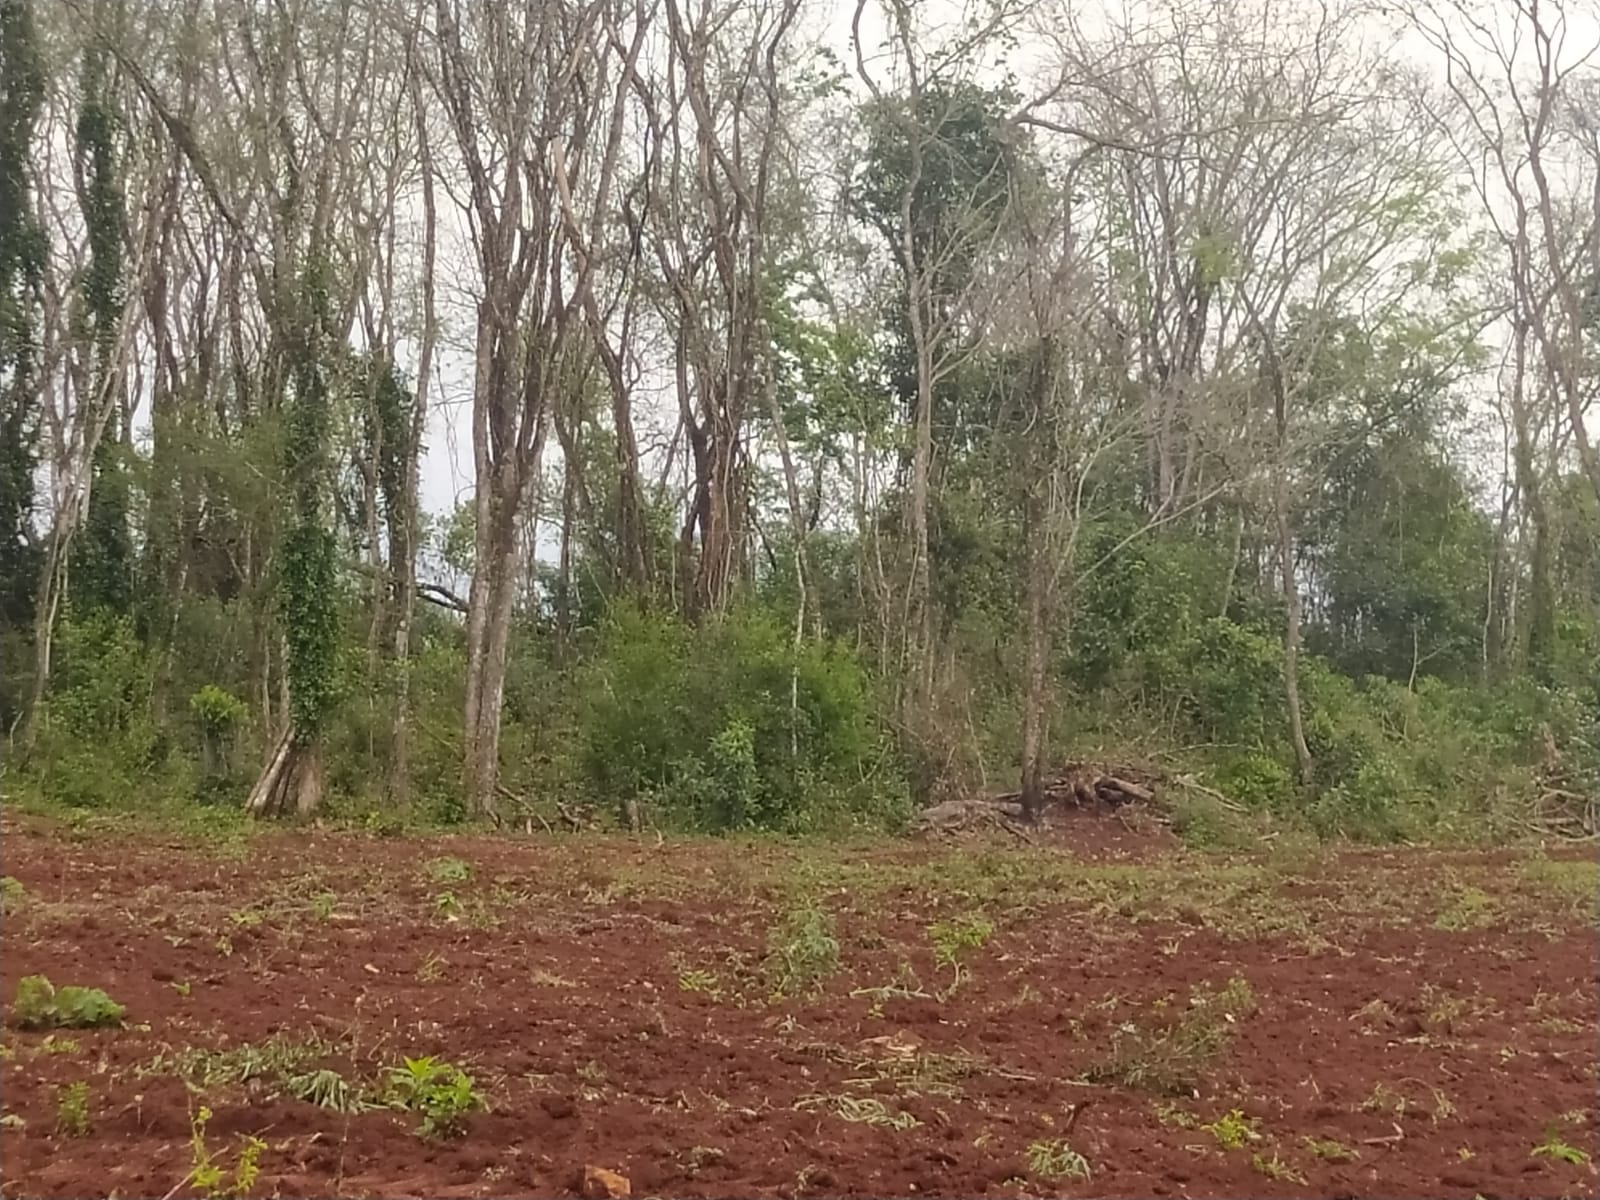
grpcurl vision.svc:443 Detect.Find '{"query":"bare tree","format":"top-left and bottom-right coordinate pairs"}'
top-left (616, 0), bottom-right (805, 618)
top-left (848, 0), bottom-right (1024, 764)
top-left (1409, 0), bottom-right (1599, 679)
top-left (430, 0), bottom-right (614, 816)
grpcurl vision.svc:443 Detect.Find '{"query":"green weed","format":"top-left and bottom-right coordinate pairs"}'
top-left (189, 1105), bottom-right (266, 1200)
top-left (384, 1055), bottom-right (486, 1137)
top-left (793, 1093), bottom-right (918, 1130)
top-left (8, 975), bottom-right (125, 1030)
top-left (54, 1082), bottom-right (90, 1136)
top-left (678, 968), bottom-right (720, 996)
top-left (1531, 1131), bottom-right (1592, 1166)
top-left (1154, 1101), bottom-right (1197, 1128)
top-left (1252, 1152), bottom-right (1307, 1183)
top-left (0, 877), bottom-right (26, 911)
top-left (1027, 1138), bottom-right (1091, 1181)
top-left (426, 857), bottom-right (472, 884)
top-left (765, 902), bottom-right (840, 997)
top-left (1434, 885), bottom-right (1499, 931)
top-left (928, 913), bottom-right (993, 994)
top-left (1084, 976), bottom-right (1255, 1095)
top-left (1517, 857), bottom-right (1598, 916)
top-left (1303, 1135), bottom-right (1360, 1162)
top-left (144, 1033), bottom-right (334, 1091)
top-left (284, 1068), bottom-right (370, 1113)
top-left (1201, 1109), bottom-right (1260, 1150)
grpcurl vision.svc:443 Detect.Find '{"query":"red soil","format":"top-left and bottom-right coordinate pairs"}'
top-left (0, 812), bottom-right (1594, 1200)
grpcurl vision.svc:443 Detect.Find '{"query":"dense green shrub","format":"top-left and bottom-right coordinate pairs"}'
top-left (576, 606), bottom-right (907, 833)
top-left (29, 614), bottom-right (186, 808)
top-left (1212, 752), bottom-right (1293, 810)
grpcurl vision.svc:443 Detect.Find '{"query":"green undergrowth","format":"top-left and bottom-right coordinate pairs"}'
top-left (8, 976), bottom-right (125, 1030)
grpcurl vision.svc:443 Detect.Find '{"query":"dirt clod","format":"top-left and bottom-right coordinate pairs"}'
top-left (581, 1165), bottom-right (631, 1199)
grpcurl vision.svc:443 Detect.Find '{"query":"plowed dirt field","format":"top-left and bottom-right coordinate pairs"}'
top-left (1, 810), bottom-right (1595, 1199)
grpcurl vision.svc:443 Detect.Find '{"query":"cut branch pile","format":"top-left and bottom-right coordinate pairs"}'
top-left (909, 797), bottom-right (1033, 841)
top-left (990, 761), bottom-right (1159, 810)
top-left (1528, 725), bottom-right (1597, 840)
top-left (911, 761), bottom-right (1166, 838)
top-left (489, 785), bottom-right (596, 835)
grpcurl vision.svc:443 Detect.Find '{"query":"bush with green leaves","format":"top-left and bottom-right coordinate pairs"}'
top-left (1212, 752), bottom-right (1294, 810)
top-left (9, 975), bottom-right (125, 1029)
top-left (190, 684), bottom-right (248, 785)
top-left (28, 613), bottom-right (184, 808)
top-left (765, 901), bottom-right (841, 996)
top-left (383, 1055), bottom-right (486, 1137)
top-left (577, 605), bottom-right (907, 833)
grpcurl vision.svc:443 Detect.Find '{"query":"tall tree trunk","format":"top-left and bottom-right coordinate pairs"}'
top-left (1524, 501), bottom-right (1555, 683)
top-left (1018, 489), bottom-right (1053, 823)
top-left (463, 408), bottom-right (548, 817)
top-left (464, 521), bottom-right (519, 818)
top-left (1274, 459), bottom-right (1314, 787)
top-left (386, 66), bottom-right (437, 807)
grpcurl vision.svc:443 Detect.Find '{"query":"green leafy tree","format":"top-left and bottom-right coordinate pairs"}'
top-left (0, 0), bottom-right (46, 633)
top-left (246, 262), bottom-right (339, 816)
top-left (68, 39), bottom-right (131, 615)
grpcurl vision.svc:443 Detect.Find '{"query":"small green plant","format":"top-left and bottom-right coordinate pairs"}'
top-left (284, 1068), bottom-right (368, 1113)
top-left (1085, 976), bottom-right (1255, 1095)
top-left (9, 975), bottom-right (125, 1030)
top-left (765, 901), bottom-right (840, 997)
top-left (1361, 1081), bottom-right (1407, 1116)
top-left (1531, 1132), bottom-right (1592, 1166)
top-left (1154, 1101), bottom-right (1197, 1128)
top-left (417, 953), bottom-right (447, 983)
top-left (0, 876), bottom-right (27, 911)
top-left (39, 1034), bottom-right (82, 1055)
top-left (384, 1055), bottom-right (486, 1137)
top-left (426, 857), bottom-right (472, 884)
top-left (55, 1082), bottom-right (90, 1137)
top-left (434, 890), bottom-right (463, 919)
top-left (147, 1033), bottom-right (334, 1091)
top-left (171, 981), bottom-right (193, 997)
top-left (928, 913), bottom-right (993, 994)
top-left (189, 1106), bottom-right (266, 1200)
top-left (1027, 1138), bottom-right (1092, 1181)
top-left (310, 891), bottom-right (338, 920)
top-left (1252, 1152), bottom-right (1307, 1183)
top-left (1201, 1109), bottom-right (1260, 1150)
top-left (1434, 885), bottom-right (1499, 931)
top-left (1303, 1136), bottom-right (1360, 1162)
top-left (793, 1093), bottom-right (919, 1130)
top-left (678, 968), bottom-right (720, 995)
